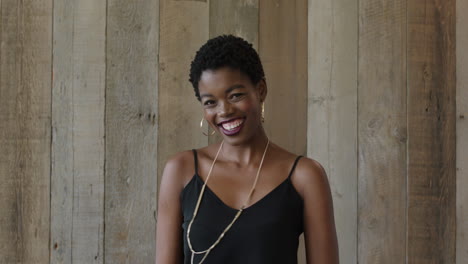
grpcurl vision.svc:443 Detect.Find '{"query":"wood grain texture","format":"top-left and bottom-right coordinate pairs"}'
top-left (259, 1), bottom-right (307, 263)
top-left (209, 0), bottom-right (258, 46)
top-left (407, 0), bottom-right (456, 263)
top-left (307, 0), bottom-right (358, 263)
top-left (457, 0), bottom-right (468, 262)
top-left (105, 1), bottom-right (159, 263)
top-left (208, 0), bottom-right (259, 144)
top-left (158, 0), bottom-right (208, 181)
top-left (357, 0), bottom-right (407, 263)
top-left (0, 0), bottom-right (52, 263)
top-left (50, 0), bottom-right (106, 263)
top-left (259, 0), bottom-right (308, 156)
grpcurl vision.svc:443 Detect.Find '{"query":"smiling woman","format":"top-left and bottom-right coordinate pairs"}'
top-left (155, 35), bottom-right (339, 264)
top-left (198, 67), bottom-right (265, 143)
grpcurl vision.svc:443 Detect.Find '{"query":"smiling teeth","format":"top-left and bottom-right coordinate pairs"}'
top-left (222, 118), bottom-right (244, 131)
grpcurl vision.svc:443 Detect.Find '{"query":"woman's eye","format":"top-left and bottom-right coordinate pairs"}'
top-left (204, 100), bottom-right (215, 106)
top-left (231, 93), bottom-right (244, 100)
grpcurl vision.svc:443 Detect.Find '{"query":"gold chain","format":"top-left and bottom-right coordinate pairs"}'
top-left (187, 139), bottom-right (270, 264)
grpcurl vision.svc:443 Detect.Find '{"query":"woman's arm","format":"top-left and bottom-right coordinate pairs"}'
top-left (296, 158), bottom-right (339, 264)
top-left (155, 152), bottom-right (191, 264)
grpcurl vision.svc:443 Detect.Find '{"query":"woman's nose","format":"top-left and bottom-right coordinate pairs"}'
top-left (218, 101), bottom-right (234, 117)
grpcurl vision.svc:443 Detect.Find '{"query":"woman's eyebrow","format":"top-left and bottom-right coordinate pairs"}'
top-left (200, 84), bottom-right (245, 99)
top-left (225, 84), bottom-right (245, 94)
top-left (200, 93), bottom-right (213, 99)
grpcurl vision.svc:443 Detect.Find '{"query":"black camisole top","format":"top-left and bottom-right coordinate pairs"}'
top-left (181, 150), bottom-right (304, 264)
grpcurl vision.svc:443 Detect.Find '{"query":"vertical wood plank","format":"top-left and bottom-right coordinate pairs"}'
top-left (209, 0), bottom-right (258, 46)
top-left (50, 1), bottom-right (74, 261)
top-left (259, 0), bottom-right (308, 262)
top-left (457, 0), bottom-right (468, 262)
top-left (105, 1), bottom-right (159, 263)
top-left (407, 0), bottom-right (456, 263)
top-left (0, 0), bottom-right (52, 263)
top-left (50, 0), bottom-right (106, 263)
top-left (259, 0), bottom-right (308, 155)
top-left (357, 0), bottom-right (407, 263)
top-left (208, 0), bottom-right (259, 145)
top-left (158, 0), bottom-right (209, 180)
top-left (307, 0), bottom-right (358, 263)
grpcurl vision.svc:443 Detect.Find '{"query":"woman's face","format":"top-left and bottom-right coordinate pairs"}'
top-left (198, 67), bottom-right (266, 145)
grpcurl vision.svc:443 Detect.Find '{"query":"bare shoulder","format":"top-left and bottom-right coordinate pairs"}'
top-left (164, 150), bottom-right (194, 173)
top-left (293, 157), bottom-right (339, 263)
top-left (295, 156), bottom-right (327, 178)
top-left (161, 149), bottom-right (196, 190)
top-left (292, 156), bottom-right (330, 199)
top-left (156, 150), bottom-right (194, 264)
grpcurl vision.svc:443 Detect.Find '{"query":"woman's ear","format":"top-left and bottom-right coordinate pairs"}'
top-left (257, 78), bottom-right (268, 102)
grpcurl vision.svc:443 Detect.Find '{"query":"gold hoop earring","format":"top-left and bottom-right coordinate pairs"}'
top-left (261, 102), bottom-right (265, 123)
top-left (200, 118), bottom-right (216, 136)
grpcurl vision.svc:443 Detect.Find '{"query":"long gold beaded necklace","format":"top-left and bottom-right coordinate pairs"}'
top-left (186, 139), bottom-right (270, 264)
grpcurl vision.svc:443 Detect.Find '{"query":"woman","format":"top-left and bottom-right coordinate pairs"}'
top-left (156, 35), bottom-right (339, 264)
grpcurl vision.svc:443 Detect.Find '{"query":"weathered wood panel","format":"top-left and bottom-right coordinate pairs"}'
top-left (357, 0), bottom-right (407, 263)
top-left (105, 1), bottom-right (159, 263)
top-left (259, 0), bottom-right (308, 263)
top-left (158, 0), bottom-right (209, 182)
top-left (208, 0), bottom-right (259, 145)
top-left (407, 0), bottom-right (456, 263)
top-left (259, 0), bottom-right (308, 156)
top-left (457, 0), bottom-right (468, 262)
top-left (209, 0), bottom-right (258, 46)
top-left (50, 0), bottom-right (106, 263)
top-left (0, 0), bottom-right (52, 263)
top-left (307, 0), bottom-right (358, 262)
top-left (0, 1), bottom-right (463, 263)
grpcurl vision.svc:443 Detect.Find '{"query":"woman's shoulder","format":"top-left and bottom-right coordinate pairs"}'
top-left (295, 156), bottom-right (326, 175)
top-left (162, 149), bottom-right (198, 189)
top-left (267, 143), bottom-right (328, 197)
top-left (292, 155), bottom-right (330, 199)
top-left (164, 149), bottom-right (194, 170)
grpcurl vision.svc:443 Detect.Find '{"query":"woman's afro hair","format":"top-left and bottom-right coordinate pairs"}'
top-left (189, 35), bottom-right (265, 101)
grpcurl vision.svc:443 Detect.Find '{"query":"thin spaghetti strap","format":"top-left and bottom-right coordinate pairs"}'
top-left (288, 155), bottom-right (303, 179)
top-left (192, 149), bottom-right (199, 175)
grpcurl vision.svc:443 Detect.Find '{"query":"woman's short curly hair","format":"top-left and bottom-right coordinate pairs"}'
top-left (189, 35), bottom-right (265, 101)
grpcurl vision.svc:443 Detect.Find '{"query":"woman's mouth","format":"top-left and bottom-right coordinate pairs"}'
top-left (218, 117), bottom-right (245, 136)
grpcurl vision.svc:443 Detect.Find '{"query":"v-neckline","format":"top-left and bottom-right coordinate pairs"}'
top-left (194, 173), bottom-right (290, 212)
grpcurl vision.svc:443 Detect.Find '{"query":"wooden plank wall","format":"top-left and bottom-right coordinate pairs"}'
top-left (307, 0), bottom-right (358, 263)
top-left (407, 0), bottom-right (456, 262)
top-left (457, 0), bottom-right (468, 262)
top-left (309, 0), bottom-right (458, 263)
top-left (104, 0), bottom-right (159, 263)
top-left (50, 1), bottom-right (106, 263)
top-left (209, 0), bottom-right (258, 50)
top-left (0, 1), bottom-right (53, 263)
top-left (0, 0), bottom-right (463, 263)
top-left (358, 0), bottom-right (408, 263)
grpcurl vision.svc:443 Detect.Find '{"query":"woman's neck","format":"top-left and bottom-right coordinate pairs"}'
top-left (218, 127), bottom-right (270, 167)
